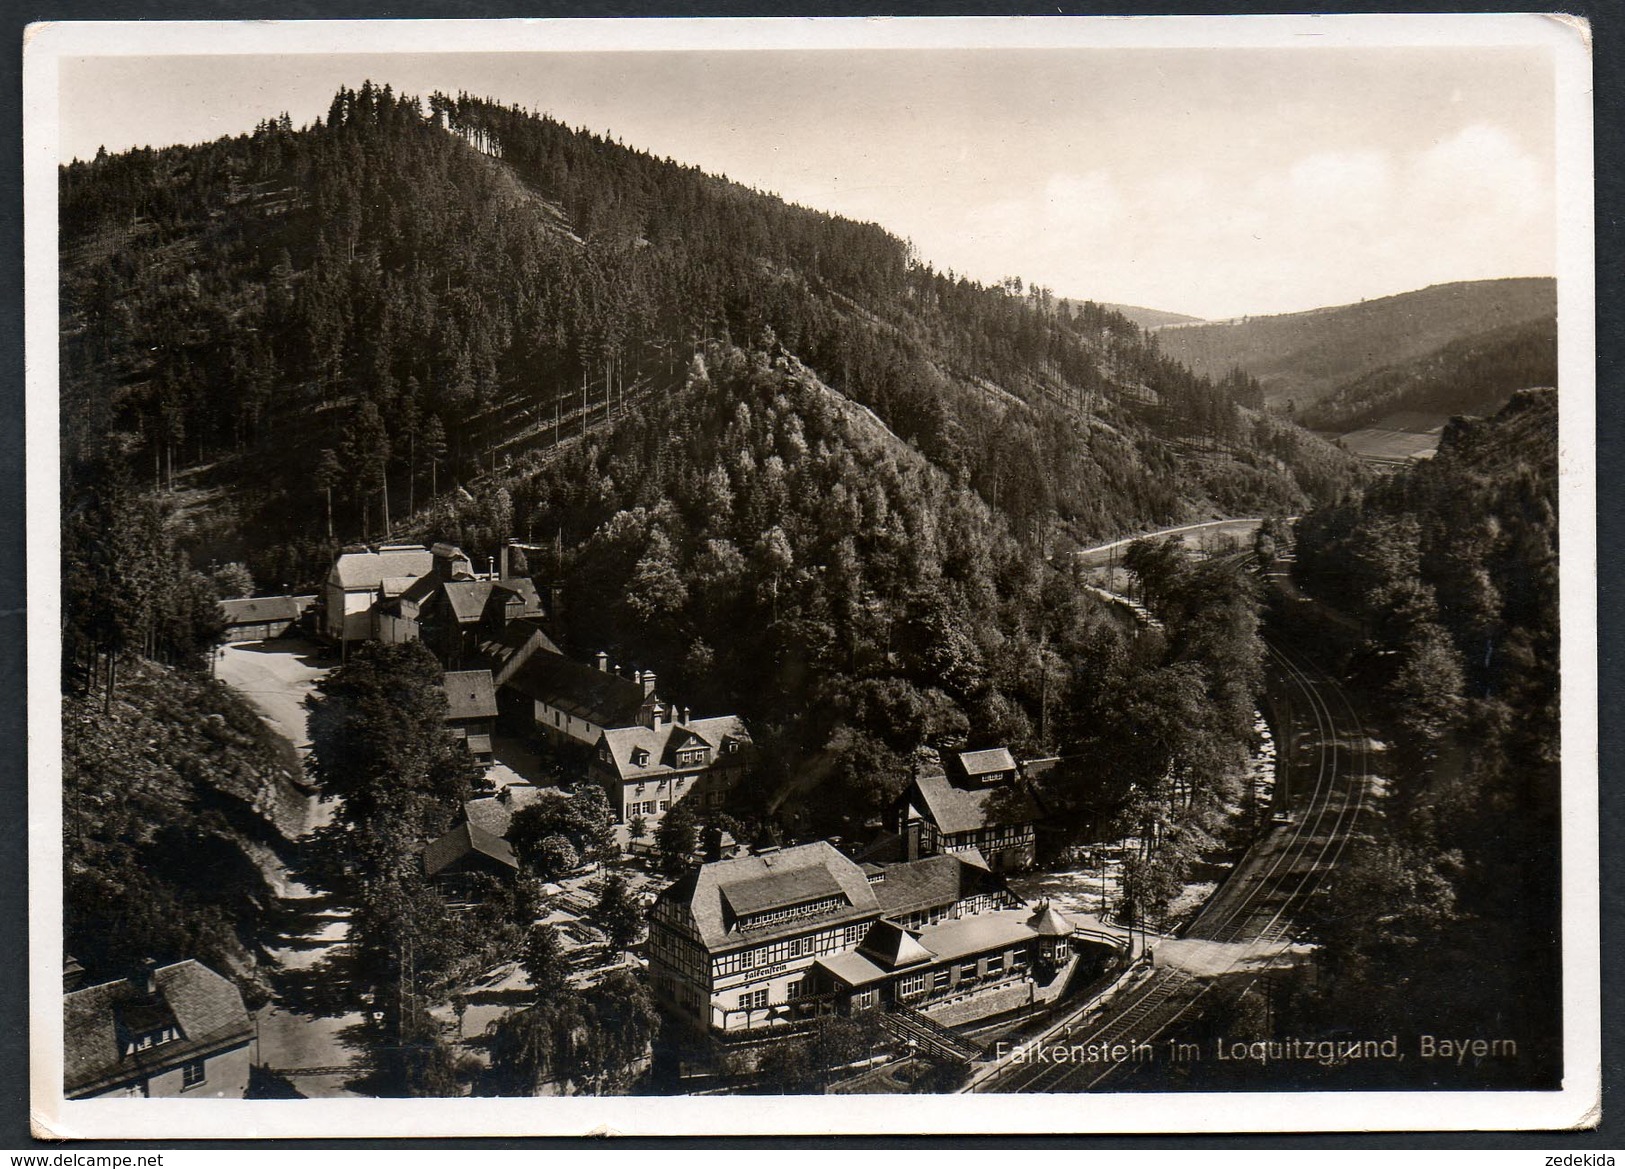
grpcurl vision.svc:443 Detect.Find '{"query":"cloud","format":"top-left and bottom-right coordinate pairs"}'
top-left (1408, 122), bottom-right (1546, 220)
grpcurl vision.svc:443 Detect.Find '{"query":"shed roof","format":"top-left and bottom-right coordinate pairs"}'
top-left (722, 864), bottom-right (845, 918)
top-left (219, 595), bottom-right (314, 625)
top-left (463, 785), bottom-right (550, 839)
top-left (421, 821), bottom-right (518, 877)
top-left (441, 670), bottom-right (498, 721)
top-left (64, 961), bottom-right (253, 1098)
top-left (908, 772), bottom-right (1040, 836)
top-left (813, 949), bottom-right (891, 989)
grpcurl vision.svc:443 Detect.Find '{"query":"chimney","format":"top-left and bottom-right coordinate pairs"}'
top-left (63, 955), bottom-right (85, 994)
top-left (642, 670), bottom-right (657, 697)
top-left (137, 958), bottom-right (160, 996)
top-left (905, 820), bottom-right (923, 862)
top-left (682, 706), bottom-right (691, 725)
top-left (487, 555), bottom-right (497, 580)
top-left (596, 651), bottom-right (609, 672)
top-left (500, 541), bottom-right (511, 581)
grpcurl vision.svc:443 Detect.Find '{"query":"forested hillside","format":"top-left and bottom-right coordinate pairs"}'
top-left (60, 83), bottom-right (1357, 592)
top-left (1289, 388), bottom-right (1560, 1085)
top-left (57, 85), bottom-right (1361, 1000)
top-left (63, 655), bottom-right (307, 1002)
top-left (1297, 316), bottom-right (1556, 432)
top-left (403, 345), bottom-right (1269, 876)
top-left (1155, 278), bottom-right (1556, 412)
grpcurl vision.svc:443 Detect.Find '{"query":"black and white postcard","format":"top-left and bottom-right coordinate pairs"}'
top-left (25, 14), bottom-right (1598, 1137)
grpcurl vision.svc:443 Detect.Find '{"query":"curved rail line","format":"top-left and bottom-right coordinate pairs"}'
top-left (976, 634), bottom-right (1371, 1093)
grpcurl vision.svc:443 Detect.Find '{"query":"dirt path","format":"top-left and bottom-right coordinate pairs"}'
top-left (217, 639), bottom-right (365, 1096)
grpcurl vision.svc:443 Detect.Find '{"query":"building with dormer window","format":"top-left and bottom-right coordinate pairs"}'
top-left (648, 842), bottom-right (1079, 1036)
top-left (888, 747), bottom-right (1041, 872)
top-left (591, 709), bottom-right (752, 824)
top-left (63, 959), bottom-right (254, 1099)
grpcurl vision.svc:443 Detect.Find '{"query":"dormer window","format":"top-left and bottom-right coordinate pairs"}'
top-left (631, 748), bottom-right (650, 767)
top-left (119, 1023), bottom-right (178, 1056)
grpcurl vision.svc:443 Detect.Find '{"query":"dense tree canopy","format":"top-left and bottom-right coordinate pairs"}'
top-left (1289, 389), bottom-right (1560, 1084)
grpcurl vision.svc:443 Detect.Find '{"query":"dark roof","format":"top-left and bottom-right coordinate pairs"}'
top-left (493, 577), bottom-right (544, 612)
top-left (421, 821), bottom-right (518, 877)
top-left (441, 670), bottom-right (498, 721)
top-left (477, 617), bottom-right (563, 686)
top-left (658, 841), bottom-right (879, 953)
top-left (441, 580), bottom-right (494, 623)
top-left (907, 772), bottom-right (1040, 836)
top-left (462, 786), bottom-right (549, 839)
top-left (504, 653), bottom-right (651, 728)
top-left (64, 961), bottom-right (253, 1098)
top-left (219, 595), bottom-right (314, 625)
top-left (872, 854), bottom-right (1006, 919)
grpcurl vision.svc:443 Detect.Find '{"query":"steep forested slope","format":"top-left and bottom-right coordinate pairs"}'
top-left (64, 656), bottom-right (308, 1000)
top-left (1289, 388), bottom-right (1560, 1086)
top-left (1155, 278), bottom-right (1556, 411)
top-left (1297, 316), bottom-right (1556, 432)
top-left (405, 345), bottom-right (1269, 862)
top-left (60, 83), bottom-right (1357, 592)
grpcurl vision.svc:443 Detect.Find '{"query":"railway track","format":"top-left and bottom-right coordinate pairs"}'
top-left (972, 634), bottom-right (1371, 1093)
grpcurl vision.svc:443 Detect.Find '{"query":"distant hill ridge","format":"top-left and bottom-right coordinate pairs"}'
top-left (58, 83), bottom-right (1360, 590)
top-left (1096, 303), bottom-right (1205, 330)
top-left (1300, 316), bottom-right (1556, 433)
top-left (1152, 277), bottom-right (1556, 410)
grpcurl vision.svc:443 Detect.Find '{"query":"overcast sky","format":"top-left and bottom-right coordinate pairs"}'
top-left (57, 37), bottom-right (1558, 320)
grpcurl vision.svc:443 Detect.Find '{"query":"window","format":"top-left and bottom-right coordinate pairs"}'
top-left (986, 954), bottom-right (1004, 975)
top-left (182, 1060), bottom-right (206, 1089)
top-left (740, 988), bottom-right (769, 1011)
top-left (898, 972), bottom-right (928, 998)
top-left (786, 979), bottom-right (804, 1002)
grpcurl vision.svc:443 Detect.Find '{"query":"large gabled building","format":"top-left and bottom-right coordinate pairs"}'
top-left (501, 651), bottom-right (660, 749)
top-left (64, 960), bottom-right (254, 1100)
top-left (592, 712), bottom-right (753, 825)
top-left (648, 842), bottom-right (1076, 1036)
top-left (323, 543), bottom-right (437, 645)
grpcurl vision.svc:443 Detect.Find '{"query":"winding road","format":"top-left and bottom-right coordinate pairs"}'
top-left (969, 633), bottom-right (1373, 1093)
